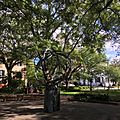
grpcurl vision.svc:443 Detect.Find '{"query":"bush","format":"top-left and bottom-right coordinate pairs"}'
top-left (79, 86), bottom-right (90, 91)
top-left (0, 79), bottom-right (24, 94)
top-left (73, 93), bottom-right (109, 102)
top-left (60, 86), bottom-right (91, 92)
top-left (37, 86), bottom-right (45, 93)
top-left (11, 79), bottom-right (23, 89)
top-left (13, 88), bottom-right (24, 94)
top-left (0, 87), bottom-right (14, 93)
top-left (60, 86), bottom-right (81, 92)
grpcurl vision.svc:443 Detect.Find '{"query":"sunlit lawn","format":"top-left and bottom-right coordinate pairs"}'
top-left (60, 86), bottom-right (120, 102)
top-left (60, 91), bottom-right (80, 95)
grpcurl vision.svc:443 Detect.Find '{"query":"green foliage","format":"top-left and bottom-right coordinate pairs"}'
top-left (0, 79), bottom-right (24, 94)
top-left (74, 47), bottom-right (107, 81)
top-left (0, 87), bottom-right (14, 94)
top-left (73, 93), bottom-right (109, 102)
top-left (61, 89), bottom-right (120, 102)
top-left (0, 0), bottom-right (119, 88)
top-left (0, 86), bottom-right (24, 94)
top-left (11, 79), bottom-right (23, 89)
top-left (14, 72), bottom-right (22, 79)
top-left (13, 88), bottom-right (25, 94)
top-left (61, 86), bottom-right (90, 92)
top-left (26, 60), bottom-right (36, 83)
top-left (104, 65), bottom-right (120, 82)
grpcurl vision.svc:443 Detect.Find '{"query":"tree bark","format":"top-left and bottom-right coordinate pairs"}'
top-left (7, 69), bottom-right (12, 87)
top-left (44, 84), bottom-right (60, 113)
top-left (90, 78), bottom-right (93, 93)
top-left (65, 80), bottom-right (69, 91)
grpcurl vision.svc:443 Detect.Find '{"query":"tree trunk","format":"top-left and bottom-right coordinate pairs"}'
top-left (118, 82), bottom-right (120, 90)
top-left (90, 78), bottom-right (93, 93)
top-left (44, 84), bottom-right (60, 113)
top-left (107, 78), bottom-right (110, 96)
top-left (7, 69), bottom-right (12, 87)
top-left (65, 80), bottom-right (68, 91)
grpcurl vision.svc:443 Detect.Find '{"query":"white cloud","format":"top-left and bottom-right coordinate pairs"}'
top-left (105, 41), bottom-right (120, 61)
top-left (110, 56), bottom-right (120, 62)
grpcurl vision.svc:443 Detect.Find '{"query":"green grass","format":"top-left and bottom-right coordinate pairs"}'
top-left (60, 91), bottom-right (80, 95)
top-left (60, 89), bottom-right (120, 102)
top-left (60, 86), bottom-right (90, 92)
top-left (93, 89), bottom-right (120, 101)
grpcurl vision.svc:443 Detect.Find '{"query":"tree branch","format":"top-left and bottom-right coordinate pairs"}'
top-left (99, 0), bottom-right (113, 12)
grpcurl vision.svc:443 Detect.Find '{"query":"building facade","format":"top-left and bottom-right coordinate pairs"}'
top-left (0, 63), bottom-right (26, 85)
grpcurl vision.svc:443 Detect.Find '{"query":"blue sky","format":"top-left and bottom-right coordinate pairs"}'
top-left (105, 41), bottom-right (119, 61)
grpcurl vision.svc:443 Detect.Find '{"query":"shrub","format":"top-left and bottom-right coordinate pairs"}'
top-left (0, 87), bottom-right (14, 93)
top-left (13, 88), bottom-right (25, 94)
top-left (11, 79), bottom-right (23, 89)
top-left (73, 93), bottom-right (109, 102)
top-left (60, 86), bottom-right (81, 92)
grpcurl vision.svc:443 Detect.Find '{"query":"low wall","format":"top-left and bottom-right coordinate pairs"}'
top-left (0, 94), bottom-right (44, 102)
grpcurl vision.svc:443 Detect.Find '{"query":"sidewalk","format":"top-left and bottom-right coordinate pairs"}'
top-left (0, 100), bottom-right (120, 120)
top-left (94, 86), bottom-right (119, 90)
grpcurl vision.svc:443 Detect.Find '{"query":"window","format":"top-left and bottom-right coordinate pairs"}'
top-left (0, 70), bottom-right (5, 77)
top-left (0, 70), bottom-right (5, 82)
top-left (17, 62), bottom-right (22, 66)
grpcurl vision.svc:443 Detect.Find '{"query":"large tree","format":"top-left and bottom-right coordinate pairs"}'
top-left (0, 13), bottom-right (33, 86)
top-left (77, 47), bottom-right (106, 91)
top-left (105, 60), bottom-right (120, 88)
top-left (0, 0), bottom-right (119, 112)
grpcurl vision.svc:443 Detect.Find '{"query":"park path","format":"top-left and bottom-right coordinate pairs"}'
top-left (0, 99), bottom-right (120, 120)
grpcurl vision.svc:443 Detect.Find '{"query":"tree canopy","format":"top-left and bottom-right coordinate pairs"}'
top-left (0, 0), bottom-right (119, 112)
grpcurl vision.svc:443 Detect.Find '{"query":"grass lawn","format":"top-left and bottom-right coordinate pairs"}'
top-left (60, 91), bottom-right (80, 95)
top-left (60, 87), bottom-right (120, 102)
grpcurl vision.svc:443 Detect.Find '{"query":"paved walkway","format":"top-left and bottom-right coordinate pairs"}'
top-left (0, 100), bottom-right (120, 120)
